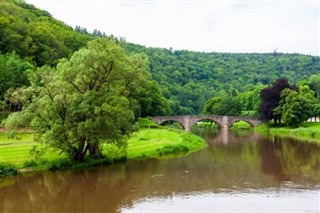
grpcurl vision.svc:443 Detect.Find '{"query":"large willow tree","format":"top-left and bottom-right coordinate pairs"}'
top-left (5, 38), bottom-right (152, 162)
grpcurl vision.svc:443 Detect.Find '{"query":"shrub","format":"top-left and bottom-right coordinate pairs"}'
top-left (0, 162), bottom-right (19, 177)
top-left (101, 143), bottom-right (127, 162)
top-left (157, 144), bottom-right (189, 156)
top-left (22, 160), bottom-right (38, 168)
top-left (136, 118), bottom-right (158, 128)
top-left (44, 159), bottom-right (73, 171)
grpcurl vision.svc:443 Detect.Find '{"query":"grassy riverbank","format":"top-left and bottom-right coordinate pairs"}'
top-left (255, 122), bottom-right (320, 143)
top-left (127, 128), bottom-right (205, 159)
top-left (0, 126), bottom-right (205, 176)
top-left (229, 121), bottom-right (252, 130)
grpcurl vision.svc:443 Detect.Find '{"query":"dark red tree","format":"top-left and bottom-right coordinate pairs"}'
top-left (259, 78), bottom-right (296, 124)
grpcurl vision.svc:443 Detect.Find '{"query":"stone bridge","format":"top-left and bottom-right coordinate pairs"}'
top-left (150, 115), bottom-right (262, 131)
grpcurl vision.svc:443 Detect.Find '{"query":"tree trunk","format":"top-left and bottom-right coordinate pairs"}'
top-left (74, 137), bottom-right (87, 162)
top-left (89, 143), bottom-right (102, 159)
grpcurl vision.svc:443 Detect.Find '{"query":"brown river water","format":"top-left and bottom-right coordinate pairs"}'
top-left (0, 129), bottom-right (320, 212)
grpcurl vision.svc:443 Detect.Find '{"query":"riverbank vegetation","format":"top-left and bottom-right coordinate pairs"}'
top-left (254, 122), bottom-right (320, 143)
top-left (230, 121), bottom-right (252, 130)
top-left (3, 38), bottom-right (171, 163)
top-left (258, 78), bottom-right (319, 127)
top-left (192, 120), bottom-right (251, 130)
top-left (1, 0), bottom-right (320, 116)
top-left (1, 0), bottom-right (320, 174)
top-left (192, 120), bottom-right (219, 129)
top-left (0, 124), bottom-right (206, 176)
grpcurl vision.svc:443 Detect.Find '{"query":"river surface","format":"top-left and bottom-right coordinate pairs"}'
top-left (1, 129), bottom-right (320, 212)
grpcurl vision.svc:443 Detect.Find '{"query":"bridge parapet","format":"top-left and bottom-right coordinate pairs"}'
top-left (225, 116), bottom-right (262, 128)
top-left (150, 115), bottom-right (262, 131)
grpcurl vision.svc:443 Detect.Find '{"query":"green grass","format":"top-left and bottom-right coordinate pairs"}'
top-left (192, 121), bottom-right (219, 129)
top-left (300, 122), bottom-right (320, 128)
top-left (0, 133), bottom-right (33, 144)
top-left (0, 133), bottom-right (38, 166)
top-left (193, 120), bottom-right (252, 130)
top-left (230, 120), bottom-right (252, 130)
top-left (127, 128), bottom-right (205, 159)
top-left (254, 122), bottom-right (320, 143)
top-left (0, 127), bottom-right (206, 173)
top-left (0, 140), bottom-right (66, 167)
top-left (135, 118), bottom-right (159, 128)
top-left (0, 143), bottom-right (36, 165)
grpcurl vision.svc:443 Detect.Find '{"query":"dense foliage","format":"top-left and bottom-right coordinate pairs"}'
top-left (0, 162), bottom-right (18, 177)
top-left (203, 96), bottom-right (242, 116)
top-left (276, 86), bottom-right (314, 127)
top-left (238, 85), bottom-right (265, 117)
top-left (0, 52), bottom-right (34, 101)
top-left (1, 0), bottom-right (320, 117)
top-left (259, 78), bottom-right (320, 127)
top-left (0, 0), bottom-right (92, 66)
top-left (4, 39), bottom-right (168, 162)
top-left (259, 78), bottom-right (297, 124)
top-left (123, 44), bottom-right (320, 114)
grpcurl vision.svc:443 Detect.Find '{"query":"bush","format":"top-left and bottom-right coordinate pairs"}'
top-left (102, 143), bottom-right (127, 162)
top-left (230, 121), bottom-right (251, 130)
top-left (22, 160), bottom-right (38, 168)
top-left (0, 162), bottom-right (19, 177)
top-left (157, 144), bottom-right (189, 156)
top-left (44, 159), bottom-right (73, 171)
top-left (136, 118), bottom-right (158, 128)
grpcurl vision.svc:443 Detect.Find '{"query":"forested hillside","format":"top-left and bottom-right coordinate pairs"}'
top-left (122, 44), bottom-right (320, 115)
top-left (0, 0), bottom-right (92, 66)
top-left (1, 0), bottom-right (320, 116)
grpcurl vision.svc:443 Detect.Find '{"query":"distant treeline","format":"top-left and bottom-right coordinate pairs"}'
top-left (122, 43), bottom-right (320, 114)
top-left (1, 0), bottom-right (320, 116)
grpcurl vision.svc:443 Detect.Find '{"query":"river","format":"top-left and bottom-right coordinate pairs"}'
top-left (0, 129), bottom-right (320, 212)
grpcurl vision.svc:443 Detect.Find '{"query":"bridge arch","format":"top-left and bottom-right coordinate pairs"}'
top-left (158, 119), bottom-right (186, 130)
top-left (227, 116), bottom-right (262, 129)
top-left (151, 115), bottom-right (262, 131)
top-left (228, 119), bottom-right (254, 128)
top-left (190, 117), bottom-right (223, 129)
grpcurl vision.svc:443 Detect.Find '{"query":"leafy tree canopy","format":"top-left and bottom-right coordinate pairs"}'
top-left (275, 86), bottom-right (314, 127)
top-left (0, 0), bottom-right (92, 66)
top-left (1, 0), bottom-right (320, 116)
top-left (123, 44), bottom-right (320, 115)
top-left (4, 38), bottom-right (160, 162)
top-left (0, 52), bottom-right (34, 99)
top-left (203, 96), bottom-right (242, 116)
top-left (259, 78), bottom-right (296, 124)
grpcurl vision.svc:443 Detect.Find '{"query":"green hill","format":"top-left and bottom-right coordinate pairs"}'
top-left (0, 0), bottom-right (92, 66)
top-left (1, 0), bottom-right (320, 115)
top-left (122, 44), bottom-right (320, 115)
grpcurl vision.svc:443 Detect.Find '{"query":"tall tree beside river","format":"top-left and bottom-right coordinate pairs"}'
top-left (275, 86), bottom-right (314, 127)
top-left (259, 78), bottom-right (296, 124)
top-left (4, 38), bottom-right (156, 162)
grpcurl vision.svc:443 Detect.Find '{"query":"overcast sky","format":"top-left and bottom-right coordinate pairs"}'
top-left (25, 0), bottom-right (320, 56)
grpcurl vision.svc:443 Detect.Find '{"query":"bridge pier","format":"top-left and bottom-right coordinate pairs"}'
top-left (184, 116), bottom-right (192, 131)
top-left (221, 116), bottom-right (228, 130)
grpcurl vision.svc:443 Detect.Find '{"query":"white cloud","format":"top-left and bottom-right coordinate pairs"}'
top-left (25, 0), bottom-right (319, 56)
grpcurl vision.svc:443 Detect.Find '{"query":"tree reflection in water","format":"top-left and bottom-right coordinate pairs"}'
top-left (1, 130), bottom-right (320, 212)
